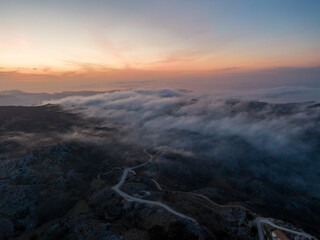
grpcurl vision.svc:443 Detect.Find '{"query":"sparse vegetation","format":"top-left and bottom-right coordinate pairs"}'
top-left (0, 103), bottom-right (319, 240)
top-left (148, 222), bottom-right (198, 240)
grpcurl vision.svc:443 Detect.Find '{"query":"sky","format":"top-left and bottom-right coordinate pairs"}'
top-left (0, 0), bottom-right (320, 93)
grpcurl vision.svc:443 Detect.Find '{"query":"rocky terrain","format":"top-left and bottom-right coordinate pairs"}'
top-left (0, 94), bottom-right (319, 240)
top-left (0, 105), bottom-right (205, 240)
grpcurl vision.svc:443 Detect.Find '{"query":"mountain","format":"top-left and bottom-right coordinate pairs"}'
top-left (0, 90), bottom-right (107, 106)
top-left (0, 90), bottom-right (319, 240)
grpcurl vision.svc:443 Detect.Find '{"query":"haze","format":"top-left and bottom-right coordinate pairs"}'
top-left (1, 0), bottom-right (320, 95)
top-left (1, 2), bottom-right (320, 239)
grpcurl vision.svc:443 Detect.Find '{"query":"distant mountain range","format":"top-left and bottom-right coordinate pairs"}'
top-left (0, 90), bottom-right (107, 106)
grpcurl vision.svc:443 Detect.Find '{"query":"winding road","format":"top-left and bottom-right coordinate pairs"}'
top-left (111, 150), bottom-right (317, 240)
top-left (255, 217), bottom-right (316, 240)
top-left (172, 190), bottom-right (249, 211)
top-left (112, 149), bottom-right (197, 223)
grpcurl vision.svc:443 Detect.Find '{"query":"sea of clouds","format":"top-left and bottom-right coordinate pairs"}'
top-left (46, 89), bottom-right (320, 198)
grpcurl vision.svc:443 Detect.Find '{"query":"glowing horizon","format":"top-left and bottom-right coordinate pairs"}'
top-left (1, 0), bottom-right (320, 92)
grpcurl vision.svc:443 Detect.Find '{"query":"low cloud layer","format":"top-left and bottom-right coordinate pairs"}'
top-left (0, 90), bottom-right (106, 106)
top-left (47, 89), bottom-right (320, 198)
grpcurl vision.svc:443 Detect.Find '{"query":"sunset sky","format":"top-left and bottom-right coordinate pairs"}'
top-left (1, 0), bottom-right (320, 92)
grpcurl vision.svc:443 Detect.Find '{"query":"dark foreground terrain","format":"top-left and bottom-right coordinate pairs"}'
top-left (0, 102), bottom-right (319, 240)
